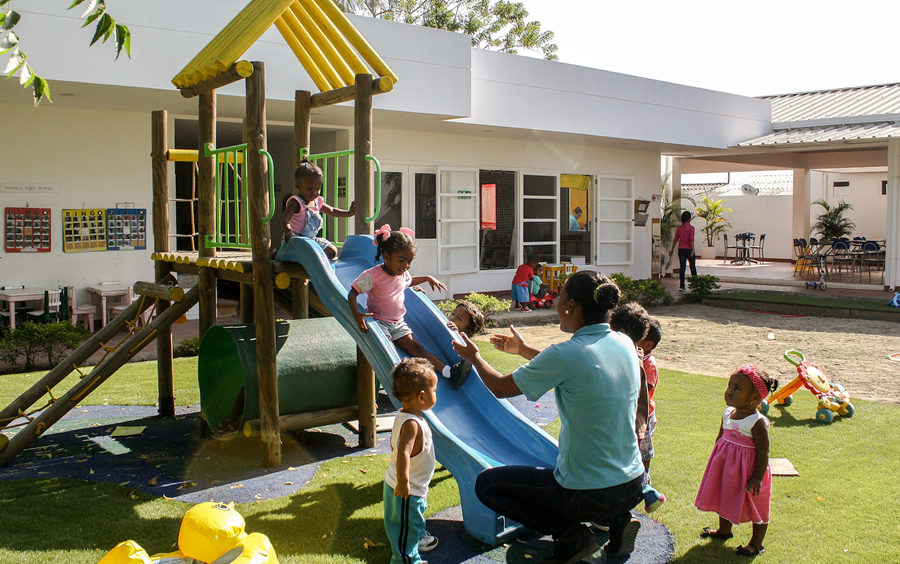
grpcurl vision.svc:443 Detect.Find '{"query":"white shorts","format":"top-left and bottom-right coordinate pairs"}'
top-left (375, 319), bottom-right (413, 341)
top-left (640, 415), bottom-right (656, 462)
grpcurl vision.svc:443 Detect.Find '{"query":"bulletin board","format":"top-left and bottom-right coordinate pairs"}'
top-left (106, 208), bottom-right (147, 250)
top-left (4, 207), bottom-right (51, 253)
top-left (62, 208), bottom-right (107, 253)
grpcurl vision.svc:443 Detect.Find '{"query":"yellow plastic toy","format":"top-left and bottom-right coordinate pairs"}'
top-left (98, 502), bottom-right (278, 564)
top-left (760, 349), bottom-right (855, 424)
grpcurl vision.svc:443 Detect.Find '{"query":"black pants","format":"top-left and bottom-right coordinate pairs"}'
top-left (475, 466), bottom-right (643, 538)
top-left (678, 248), bottom-right (698, 289)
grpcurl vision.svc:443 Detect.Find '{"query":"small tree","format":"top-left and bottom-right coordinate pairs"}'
top-left (694, 197), bottom-right (732, 248)
top-left (811, 199), bottom-right (855, 240)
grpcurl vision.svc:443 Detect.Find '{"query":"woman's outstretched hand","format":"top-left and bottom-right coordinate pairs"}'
top-left (452, 332), bottom-right (480, 363)
top-left (490, 325), bottom-right (526, 355)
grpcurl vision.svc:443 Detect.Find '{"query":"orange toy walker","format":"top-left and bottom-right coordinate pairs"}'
top-left (760, 349), bottom-right (854, 424)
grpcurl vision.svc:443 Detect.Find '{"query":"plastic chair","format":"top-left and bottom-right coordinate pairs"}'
top-left (68, 286), bottom-right (96, 332)
top-left (722, 234), bottom-right (739, 264)
top-left (860, 241), bottom-right (885, 284)
top-left (26, 290), bottom-right (61, 323)
top-left (748, 233), bottom-right (766, 261)
top-left (829, 240), bottom-right (855, 279)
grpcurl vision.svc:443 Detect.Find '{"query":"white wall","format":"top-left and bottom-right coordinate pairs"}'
top-left (0, 103), bottom-right (155, 304)
top-left (717, 194), bottom-right (794, 259)
top-left (811, 171), bottom-right (888, 240)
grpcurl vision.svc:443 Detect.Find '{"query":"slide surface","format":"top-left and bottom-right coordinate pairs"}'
top-left (275, 235), bottom-right (559, 545)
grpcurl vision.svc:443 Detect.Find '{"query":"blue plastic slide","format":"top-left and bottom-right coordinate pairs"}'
top-left (275, 235), bottom-right (559, 545)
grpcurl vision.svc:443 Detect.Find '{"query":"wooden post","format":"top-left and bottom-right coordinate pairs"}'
top-left (291, 279), bottom-right (309, 319)
top-left (294, 90), bottom-right (311, 168)
top-left (356, 346), bottom-right (376, 447)
top-left (198, 91), bottom-right (217, 338)
top-left (354, 74), bottom-right (373, 235)
top-left (246, 62), bottom-right (280, 467)
top-left (240, 283), bottom-right (253, 323)
top-left (151, 110), bottom-right (175, 417)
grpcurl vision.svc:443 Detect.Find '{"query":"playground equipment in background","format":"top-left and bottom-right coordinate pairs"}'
top-left (760, 349), bottom-right (854, 424)
top-left (98, 501), bottom-right (277, 564)
top-left (198, 317), bottom-right (363, 437)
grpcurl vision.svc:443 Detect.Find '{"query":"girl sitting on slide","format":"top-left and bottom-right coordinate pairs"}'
top-left (348, 226), bottom-right (472, 388)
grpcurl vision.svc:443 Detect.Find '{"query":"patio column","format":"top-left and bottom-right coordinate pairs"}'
top-left (886, 140), bottom-right (900, 290)
top-left (792, 169), bottom-right (811, 240)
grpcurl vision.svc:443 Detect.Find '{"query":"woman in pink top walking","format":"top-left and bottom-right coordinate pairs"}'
top-left (669, 210), bottom-right (698, 292)
top-left (348, 227), bottom-right (473, 388)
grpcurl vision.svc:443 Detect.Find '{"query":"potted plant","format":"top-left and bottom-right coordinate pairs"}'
top-left (811, 199), bottom-right (855, 241)
top-left (694, 197), bottom-right (732, 259)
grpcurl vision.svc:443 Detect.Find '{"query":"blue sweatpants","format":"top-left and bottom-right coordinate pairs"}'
top-left (383, 482), bottom-right (428, 564)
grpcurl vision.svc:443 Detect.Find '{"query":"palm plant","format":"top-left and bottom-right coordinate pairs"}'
top-left (659, 173), bottom-right (694, 249)
top-left (811, 199), bottom-right (855, 240)
top-left (694, 196), bottom-right (732, 247)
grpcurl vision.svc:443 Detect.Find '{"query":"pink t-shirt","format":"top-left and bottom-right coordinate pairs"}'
top-left (351, 265), bottom-right (412, 323)
top-left (288, 195), bottom-right (324, 234)
top-left (673, 222), bottom-right (695, 250)
top-left (643, 353), bottom-right (659, 416)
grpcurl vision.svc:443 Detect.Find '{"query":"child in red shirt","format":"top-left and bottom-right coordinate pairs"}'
top-left (511, 256), bottom-right (538, 312)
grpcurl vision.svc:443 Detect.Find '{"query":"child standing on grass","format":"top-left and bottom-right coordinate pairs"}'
top-left (348, 227), bottom-right (472, 388)
top-left (610, 302), bottom-right (667, 513)
top-left (511, 256), bottom-right (539, 311)
top-left (636, 317), bottom-right (662, 474)
top-left (282, 157), bottom-right (356, 259)
top-left (696, 364), bottom-right (777, 557)
top-left (384, 358), bottom-right (438, 564)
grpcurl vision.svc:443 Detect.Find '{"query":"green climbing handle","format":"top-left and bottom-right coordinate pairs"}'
top-left (783, 349), bottom-right (805, 367)
top-left (258, 149), bottom-right (276, 223)
top-left (364, 153), bottom-right (382, 224)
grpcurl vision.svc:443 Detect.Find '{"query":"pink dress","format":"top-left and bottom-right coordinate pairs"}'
top-left (695, 407), bottom-right (771, 524)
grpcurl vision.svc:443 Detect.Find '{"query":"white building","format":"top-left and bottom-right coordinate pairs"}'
top-left (1, 1), bottom-right (771, 300)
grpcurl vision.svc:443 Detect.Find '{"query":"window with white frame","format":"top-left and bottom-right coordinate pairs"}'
top-left (596, 177), bottom-right (633, 264)
top-left (522, 174), bottom-right (558, 263)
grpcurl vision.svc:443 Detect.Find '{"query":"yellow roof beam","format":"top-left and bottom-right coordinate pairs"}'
top-left (278, 7), bottom-right (342, 89)
top-left (297, 0), bottom-right (368, 77)
top-left (274, 16), bottom-right (332, 92)
top-left (311, 0), bottom-right (398, 85)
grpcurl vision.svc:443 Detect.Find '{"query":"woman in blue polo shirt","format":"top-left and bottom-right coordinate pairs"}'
top-left (453, 271), bottom-right (644, 563)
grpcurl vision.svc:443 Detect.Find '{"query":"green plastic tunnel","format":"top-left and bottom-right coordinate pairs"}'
top-left (198, 317), bottom-right (360, 431)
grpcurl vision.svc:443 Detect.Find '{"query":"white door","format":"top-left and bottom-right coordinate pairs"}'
top-left (437, 168), bottom-right (479, 274)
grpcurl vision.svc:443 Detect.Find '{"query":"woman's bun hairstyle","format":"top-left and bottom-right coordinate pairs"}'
top-left (564, 270), bottom-right (619, 325)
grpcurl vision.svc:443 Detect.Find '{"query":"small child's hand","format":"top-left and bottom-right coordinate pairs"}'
top-left (745, 477), bottom-right (762, 496)
top-left (393, 481), bottom-right (410, 499)
top-left (447, 320), bottom-right (458, 332)
top-left (348, 200), bottom-right (358, 214)
top-left (424, 276), bottom-right (447, 292)
top-left (411, 285), bottom-right (424, 293)
top-left (354, 310), bottom-right (373, 332)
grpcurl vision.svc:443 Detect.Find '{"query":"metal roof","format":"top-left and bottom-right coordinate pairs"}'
top-left (737, 121), bottom-right (900, 147)
top-left (763, 83), bottom-right (900, 125)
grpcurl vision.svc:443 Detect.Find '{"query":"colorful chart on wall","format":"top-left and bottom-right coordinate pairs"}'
top-left (4, 207), bottom-right (51, 253)
top-left (62, 208), bottom-right (107, 253)
top-left (106, 208), bottom-right (147, 250)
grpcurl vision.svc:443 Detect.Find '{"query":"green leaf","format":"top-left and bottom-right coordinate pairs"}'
top-left (114, 24), bottom-right (131, 59)
top-left (18, 61), bottom-right (31, 85)
top-left (32, 75), bottom-right (50, 107)
top-left (0, 1), bottom-right (11, 8)
top-left (1, 10), bottom-right (20, 31)
top-left (90, 13), bottom-right (112, 45)
top-left (3, 49), bottom-right (24, 75)
top-left (68, 0), bottom-right (89, 8)
top-left (80, 0), bottom-right (100, 19)
top-left (82, 6), bottom-right (105, 28)
top-left (0, 30), bottom-right (18, 54)
top-left (102, 15), bottom-right (115, 42)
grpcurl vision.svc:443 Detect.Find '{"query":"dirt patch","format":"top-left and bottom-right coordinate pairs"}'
top-left (499, 304), bottom-right (900, 404)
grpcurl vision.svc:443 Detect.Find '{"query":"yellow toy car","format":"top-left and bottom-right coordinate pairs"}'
top-left (760, 349), bottom-right (854, 424)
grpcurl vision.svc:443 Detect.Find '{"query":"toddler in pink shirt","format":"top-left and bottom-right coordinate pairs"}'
top-left (348, 227), bottom-right (472, 388)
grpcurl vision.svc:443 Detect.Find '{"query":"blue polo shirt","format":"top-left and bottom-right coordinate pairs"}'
top-left (512, 323), bottom-right (644, 490)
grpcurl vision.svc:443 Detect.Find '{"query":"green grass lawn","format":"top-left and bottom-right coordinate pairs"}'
top-left (1, 348), bottom-right (898, 562)
top-left (707, 291), bottom-right (900, 313)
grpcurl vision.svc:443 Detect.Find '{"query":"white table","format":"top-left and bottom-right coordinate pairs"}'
top-left (0, 288), bottom-right (60, 329)
top-left (87, 284), bottom-right (132, 328)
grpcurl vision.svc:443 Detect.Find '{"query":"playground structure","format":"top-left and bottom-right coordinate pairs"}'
top-left (0, 0), bottom-right (563, 545)
top-left (761, 349), bottom-right (855, 424)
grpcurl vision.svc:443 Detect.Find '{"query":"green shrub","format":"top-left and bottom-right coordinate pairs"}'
top-left (437, 292), bottom-right (512, 326)
top-left (0, 321), bottom-right (90, 371)
top-left (687, 274), bottom-right (720, 301)
top-left (173, 336), bottom-right (201, 358)
top-left (609, 273), bottom-right (673, 306)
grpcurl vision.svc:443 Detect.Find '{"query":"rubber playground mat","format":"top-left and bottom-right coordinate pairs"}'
top-left (0, 394), bottom-right (673, 563)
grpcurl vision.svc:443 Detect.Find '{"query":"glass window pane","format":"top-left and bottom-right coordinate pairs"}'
top-left (597, 242), bottom-right (631, 263)
top-left (440, 194), bottom-right (477, 219)
top-left (415, 173), bottom-right (436, 239)
top-left (441, 246), bottom-right (477, 272)
top-left (524, 243), bottom-right (556, 263)
top-left (524, 199), bottom-right (555, 219)
top-left (597, 178), bottom-right (631, 198)
top-left (597, 200), bottom-right (630, 219)
top-left (524, 174), bottom-right (555, 196)
top-left (479, 170), bottom-right (516, 270)
top-left (375, 171), bottom-right (402, 231)
top-left (524, 222), bottom-right (556, 242)
top-left (441, 221), bottom-right (477, 245)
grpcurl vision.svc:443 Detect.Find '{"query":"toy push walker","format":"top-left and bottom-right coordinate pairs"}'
top-left (760, 349), bottom-right (855, 424)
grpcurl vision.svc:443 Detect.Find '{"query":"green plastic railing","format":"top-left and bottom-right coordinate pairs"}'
top-left (302, 148), bottom-right (382, 247)
top-left (203, 143), bottom-right (276, 249)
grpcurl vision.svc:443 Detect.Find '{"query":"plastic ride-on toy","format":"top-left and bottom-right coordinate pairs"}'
top-left (760, 349), bottom-right (854, 424)
top-left (528, 293), bottom-right (554, 309)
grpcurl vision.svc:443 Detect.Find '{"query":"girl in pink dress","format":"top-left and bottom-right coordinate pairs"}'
top-left (695, 365), bottom-right (778, 557)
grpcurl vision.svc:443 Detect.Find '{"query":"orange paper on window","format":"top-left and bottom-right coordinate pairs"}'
top-left (480, 183), bottom-right (497, 230)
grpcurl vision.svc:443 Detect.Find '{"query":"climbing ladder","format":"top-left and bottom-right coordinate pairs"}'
top-left (0, 281), bottom-right (199, 467)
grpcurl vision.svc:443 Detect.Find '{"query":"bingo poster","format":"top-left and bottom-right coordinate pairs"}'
top-left (62, 208), bottom-right (107, 253)
top-left (5, 207), bottom-right (51, 252)
top-left (106, 208), bottom-right (147, 250)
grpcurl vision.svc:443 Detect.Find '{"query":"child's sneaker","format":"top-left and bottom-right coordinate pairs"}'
top-left (520, 306), bottom-right (532, 312)
top-left (418, 531), bottom-right (438, 552)
top-left (449, 359), bottom-right (472, 388)
top-left (643, 487), bottom-right (667, 512)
